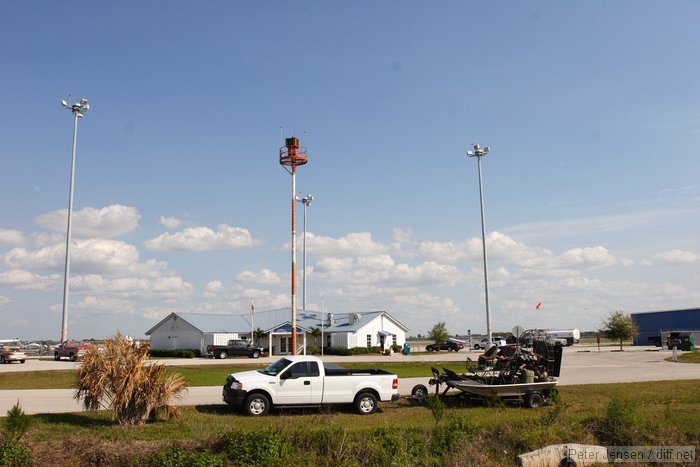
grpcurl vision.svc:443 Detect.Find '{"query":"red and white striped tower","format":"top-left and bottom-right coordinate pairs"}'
top-left (279, 136), bottom-right (308, 355)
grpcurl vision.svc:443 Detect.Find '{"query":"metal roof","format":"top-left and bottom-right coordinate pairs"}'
top-left (146, 308), bottom-right (408, 335)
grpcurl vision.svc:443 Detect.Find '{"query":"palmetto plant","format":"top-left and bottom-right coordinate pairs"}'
top-left (73, 333), bottom-right (189, 426)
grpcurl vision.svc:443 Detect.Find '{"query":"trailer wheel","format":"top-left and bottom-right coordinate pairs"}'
top-left (354, 392), bottom-right (378, 415)
top-left (54, 353), bottom-right (60, 361)
top-left (243, 393), bottom-right (270, 416)
top-left (411, 384), bottom-right (428, 401)
top-left (525, 391), bottom-right (544, 408)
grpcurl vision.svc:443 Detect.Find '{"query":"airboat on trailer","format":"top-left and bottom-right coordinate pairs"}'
top-left (411, 329), bottom-right (563, 408)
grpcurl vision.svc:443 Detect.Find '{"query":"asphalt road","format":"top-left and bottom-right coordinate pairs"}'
top-left (1, 346), bottom-right (698, 415)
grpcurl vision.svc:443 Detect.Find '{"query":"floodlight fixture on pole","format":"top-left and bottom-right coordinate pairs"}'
top-left (296, 194), bottom-right (313, 310)
top-left (466, 143), bottom-right (493, 346)
top-left (280, 136), bottom-right (308, 355)
top-left (59, 97), bottom-right (90, 342)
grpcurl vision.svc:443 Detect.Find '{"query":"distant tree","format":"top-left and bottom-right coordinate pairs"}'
top-left (600, 310), bottom-right (638, 350)
top-left (309, 327), bottom-right (322, 346)
top-left (253, 327), bottom-right (266, 347)
top-left (428, 322), bottom-right (450, 343)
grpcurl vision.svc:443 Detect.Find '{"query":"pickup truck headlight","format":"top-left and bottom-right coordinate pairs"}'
top-left (230, 381), bottom-right (243, 390)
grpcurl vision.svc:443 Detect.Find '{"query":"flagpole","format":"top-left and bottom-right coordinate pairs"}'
top-left (251, 300), bottom-right (255, 342)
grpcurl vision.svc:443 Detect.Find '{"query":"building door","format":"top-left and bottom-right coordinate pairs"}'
top-left (280, 337), bottom-right (291, 354)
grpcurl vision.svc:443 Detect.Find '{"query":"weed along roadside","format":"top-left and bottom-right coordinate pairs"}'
top-left (0, 380), bottom-right (698, 466)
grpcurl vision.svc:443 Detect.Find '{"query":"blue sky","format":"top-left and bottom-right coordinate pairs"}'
top-left (1, 1), bottom-right (699, 340)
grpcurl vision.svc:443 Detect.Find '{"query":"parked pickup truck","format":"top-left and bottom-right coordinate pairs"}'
top-left (207, 339), bottom-right (264, 359)
top-left (54, 340), bottom-right (92, 361)
top-left (222, 355), bottom-right (399, 416)
top-left (0, 347), bottom-right (26, 364)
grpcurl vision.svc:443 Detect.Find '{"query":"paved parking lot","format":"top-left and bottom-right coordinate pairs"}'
top-left (1, 345), bottom-right (698, 414)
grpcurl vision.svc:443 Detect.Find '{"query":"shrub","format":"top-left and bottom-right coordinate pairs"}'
top-left (148, 349), bottom-right (201, 358)
top-left (0, 440), bottom-right (34, 467)
top-left (426, 394), bottom-right (445, 426)
top-left (322, 347), bottom-right (350, 356)
top-left (74, 333), bottom-right (190, 425)
top-left (431, 415), bottom-right (479, 452)
top-left (218, 428), bottom-right (291, 465)
top-left (145, 445), bottom-right (223, 467)
top-left (2, 401), bottom-right (31, 442)
top-left (348, 346), bottom-right (382, 355)
top-left (305, 345), bottom-right (321, 355)
top-left (362, 426), bottom-right (427, 466)
top-left (595, 396), bottom-right (639, 445)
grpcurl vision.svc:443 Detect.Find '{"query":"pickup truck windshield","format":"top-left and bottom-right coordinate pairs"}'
top-left (261, 357), bottom-right (292, 376)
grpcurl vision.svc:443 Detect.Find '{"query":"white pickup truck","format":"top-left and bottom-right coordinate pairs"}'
top-left (222, 355), bottom-right (399, 416)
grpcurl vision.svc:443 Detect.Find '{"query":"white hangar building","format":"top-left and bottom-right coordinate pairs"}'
top-left (146, 308), bottom-right (409, 356)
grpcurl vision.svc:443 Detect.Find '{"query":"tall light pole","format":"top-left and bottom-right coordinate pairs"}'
top-left (279, 136), bottom-right (308, 355)
top-left (296, 194), bottom-right (313, 310)
top-left (59, 98), bottom-right (89, 342)
top-left (467, 143), bottom-right (492, 346)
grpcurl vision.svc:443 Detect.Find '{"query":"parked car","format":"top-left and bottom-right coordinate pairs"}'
top-left (54, 340), bottom-right (93, 361)
top-left (0, 347), bottom-right (26, 364)
top-left (473, 337), bottom-right (507, 350)
top-left (425, 341), bottom-right (464, 352)
top-left (207, 339), bottom-right (264, 359)
top-left (222, 355), bottom-right (399, 415)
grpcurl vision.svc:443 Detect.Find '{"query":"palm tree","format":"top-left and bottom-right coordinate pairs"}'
top-left (74, 332), bottom-right (189, 426)
top-left (253, 327), bottom-right (266, 347)
top-left (310, 327), bottom-right (322, 347)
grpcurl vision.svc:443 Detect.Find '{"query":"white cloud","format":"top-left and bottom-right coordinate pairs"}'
top-left (3, 239), bottom-right (166, 277)
top-left (34, 205), bottom-right (140, 238)
top-left (236, 268), bottom-right (281, 285)
top-left (54, 274), bottom-right (193, 301)
top-left (0, 229), bottom-right (24, 247)
top-left (560, 246), bottom-right (616, 268)
top-left (144, 224), bottom-right (259, 252)
top-left (159, 216), bottom-right (182, 229)
top-left (204, 280), bottom-right (224, 296)
top-left (312, 254), bottom-right (463, 288)
top-left (29, 232), bottom-right (64, 247)
top-left (0, 269), bottom-right (60, 290)
top-left (650, 249), bottom-right (699, 265)
top-left (194, 284), bottom-right (289, 314)
top-left (62, 296), bottom-right (137, 315)
top-left (504, 207), bottom-right (697, 241)
top-left (304, 232), bottom-right (387, 257)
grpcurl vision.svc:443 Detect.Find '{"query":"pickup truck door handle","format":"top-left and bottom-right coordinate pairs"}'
top-left (304, 380), bottom-right (311, 385)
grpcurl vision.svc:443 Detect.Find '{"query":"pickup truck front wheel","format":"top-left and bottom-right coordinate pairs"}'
top-left (218, 351), bottom-right (227, 359)
top-left (243, 393), bottom-right (270, 416)
top-left (354, 392), bottom-right (378, 415)
top-left (251, 350), bottom-right (261, 359)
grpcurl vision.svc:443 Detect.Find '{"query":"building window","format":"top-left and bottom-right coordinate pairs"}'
top-left (392, 335), bottom-right (396, 346)
top-left (280, 338), bottom-right (287, 353)
top-left (366, 334), bottom-right (372, 348)
top-left (326, 334), bottom-right (331, 348)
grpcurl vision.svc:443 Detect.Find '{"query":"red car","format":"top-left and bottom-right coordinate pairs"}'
top-left (425, 341), bottom-right (464, 352)
top-left (54, 340), bottom-right (93, 361)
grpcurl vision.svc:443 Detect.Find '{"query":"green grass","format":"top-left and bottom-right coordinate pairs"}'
top-left (666, 349), bottom-right (700, 363)
top-left (3, 380), bottom-right (698, 466)
top-left (0, 361), bottom-right (467, 390)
